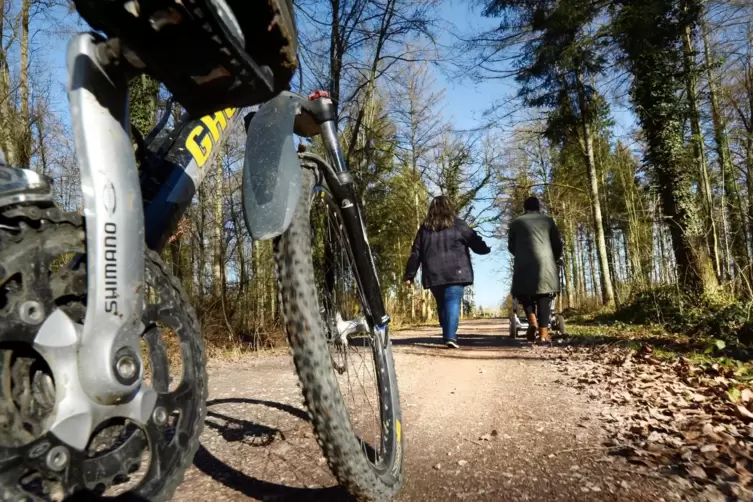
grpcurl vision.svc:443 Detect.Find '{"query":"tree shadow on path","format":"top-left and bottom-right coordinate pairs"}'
top-left (193, 397), bottom-right (353, 502)
top-left (391, 331), bottom-right (551, 360)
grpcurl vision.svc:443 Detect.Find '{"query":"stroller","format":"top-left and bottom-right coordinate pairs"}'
top-left (509, 264), bottom-right (567, 340)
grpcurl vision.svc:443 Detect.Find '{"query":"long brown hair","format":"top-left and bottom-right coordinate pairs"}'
top-left (423, 196), bottom-right (455, 232)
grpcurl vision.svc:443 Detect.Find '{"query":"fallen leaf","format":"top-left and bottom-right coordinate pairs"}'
top-left (647, 431), bottom-right (662, 442)
top-left (728, 387), bottom-right (743, 403)
top-left (703, 423), bottom-right (722, 441)
top-left (736, 405), bottom-right (753, 423)
top-left (665, 436), bottom-right (684, 448)
top-left (716, 430), bottom-right (737, 446)
top-left (683, 430), bottom-right (702, 441)
top-left (457, 460), bottom-right (468, 467)
top-left (434, 463), bottom-right (442, 470)
top-left (675, 397), bottom-right (690, 407)
top-left (742, 388), bottom-right (753, 403)
top-left (691, 393), bottom-right (707, 403)
top-left (687, 465), bottom-right (707, 479)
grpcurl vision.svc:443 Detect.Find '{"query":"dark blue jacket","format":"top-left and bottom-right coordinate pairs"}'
top-left (403, 218), bottom-right (491, 289)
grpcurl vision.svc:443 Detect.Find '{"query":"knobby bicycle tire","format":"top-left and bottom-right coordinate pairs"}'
top-left (274, 168), bottom-right (404, 501)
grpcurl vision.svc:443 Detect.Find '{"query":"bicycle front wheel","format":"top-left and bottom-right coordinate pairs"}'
top-left (275, 168), bottom-right (404, 501)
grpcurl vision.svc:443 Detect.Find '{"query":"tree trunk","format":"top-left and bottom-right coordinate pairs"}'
top-left (233, 202), bottom-right (247, 332)
top-left (18, 0), bottom-right (31, 168)
top-left (576, 70), bottom-right (615, 305)
top-left (197, 187), bottom-right (207, 299)
top-left (703, 19), bottom-right (749, 284)
top-left (185, 216), bottom-right (194, 298)
top-left (212, 158), bottom-right (224, 299)
top-left (615, 0), bottom-right (715, 295)
top-left (657, 219), bottom-right (667, 284)
top-left (747, 139), bottom-right (753, 282)
top-left (259, 244), bottom-right (266, 330)
top-left (575, 226), bottom-right (586, 300)
top-left (35, 103), bottom-right (48, 176)
top-left (170, 238), bottom-right (182, 280)
top-left (328, 0), bottom-right (343, 118)
top-left (621, 229), bottom-right (631, 283)
top-left (585, 231), bottom-right (596, 297)
top-left (411, 188), bottom-right (420, 321)
top-left (561, 202), bottom-right (575, 308)
top-left (565, 233), bottom-right (575, 308)
top-left (0, 0), bottom-right (10, 164)
top-left (622, 167), bottom-right (643, 284)
top-left (641, 198), bottom-right (655, 286)
top-left (746, 27), bottom-right (753, 288)
top-left (596, 136), bottom-right (620, 306)
top-left (683, 22), bottom-right (721, 282)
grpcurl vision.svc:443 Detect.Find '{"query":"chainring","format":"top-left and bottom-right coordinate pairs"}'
top-left (0, 204), bottom-right (207, 501)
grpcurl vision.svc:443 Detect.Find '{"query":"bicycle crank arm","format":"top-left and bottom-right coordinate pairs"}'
top-left (34, 311), bottom-right (157, 450)
top-left (31, 33), bottom-right (155, 451)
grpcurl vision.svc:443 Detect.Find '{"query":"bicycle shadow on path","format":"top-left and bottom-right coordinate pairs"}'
top-left (191, 397), bottom-right (353, 502)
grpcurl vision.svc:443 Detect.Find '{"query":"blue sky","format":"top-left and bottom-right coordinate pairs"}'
top-left (430, 1), bottom-right (509, 309)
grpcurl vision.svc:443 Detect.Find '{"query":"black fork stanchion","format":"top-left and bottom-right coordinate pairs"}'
top-left (306, 91), bottom-right (390, 329)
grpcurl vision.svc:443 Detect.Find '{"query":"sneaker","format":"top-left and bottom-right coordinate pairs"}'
top-left (445, 339), bottom-right (459, 349)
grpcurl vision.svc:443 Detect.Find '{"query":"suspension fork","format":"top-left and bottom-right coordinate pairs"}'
top-left (310, 100), bottom-right (390, 330)
top-left (318, 154), bottom-right (390, 329)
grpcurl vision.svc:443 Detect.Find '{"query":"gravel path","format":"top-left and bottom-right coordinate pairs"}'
top-left (173, 320), bottom-right (689, 501)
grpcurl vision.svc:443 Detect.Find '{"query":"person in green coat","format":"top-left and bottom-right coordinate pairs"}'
top-left (508, 196), bottom-right (564, 343)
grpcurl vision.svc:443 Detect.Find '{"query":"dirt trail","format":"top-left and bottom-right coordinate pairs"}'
top-left (174, 320), bottom-right (686, 501)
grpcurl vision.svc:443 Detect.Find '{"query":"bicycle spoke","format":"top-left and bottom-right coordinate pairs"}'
top-left (309, 187), bottom-right (384, 466)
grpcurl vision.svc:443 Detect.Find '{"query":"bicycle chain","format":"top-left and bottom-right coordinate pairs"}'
top-left (0, 203), bottom-right (201, 501)
top-left (1, 203), bottom-right (83, 235)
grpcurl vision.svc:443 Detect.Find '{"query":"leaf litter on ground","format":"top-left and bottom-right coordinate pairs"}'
top-left (542, 336), bottom-right (753, 500)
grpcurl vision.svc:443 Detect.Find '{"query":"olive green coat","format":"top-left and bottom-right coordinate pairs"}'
top-left (508, 211), bottom-right (564, 297)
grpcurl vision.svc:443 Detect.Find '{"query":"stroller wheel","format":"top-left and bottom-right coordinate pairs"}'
top-left (509, 316), bottom-right (518, 339)
top-left (556, 314), bottom-right (566, 336)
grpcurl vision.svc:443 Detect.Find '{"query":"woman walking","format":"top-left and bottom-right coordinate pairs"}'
top-left (403, 196), bottom-right (491, 348)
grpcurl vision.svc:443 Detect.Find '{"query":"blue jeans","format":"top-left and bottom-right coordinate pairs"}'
top-left (430, 285), bottom-right (464, 341)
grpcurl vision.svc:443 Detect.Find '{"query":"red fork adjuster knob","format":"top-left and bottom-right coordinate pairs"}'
top-left (308, 90), bottom-right (330, 101)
